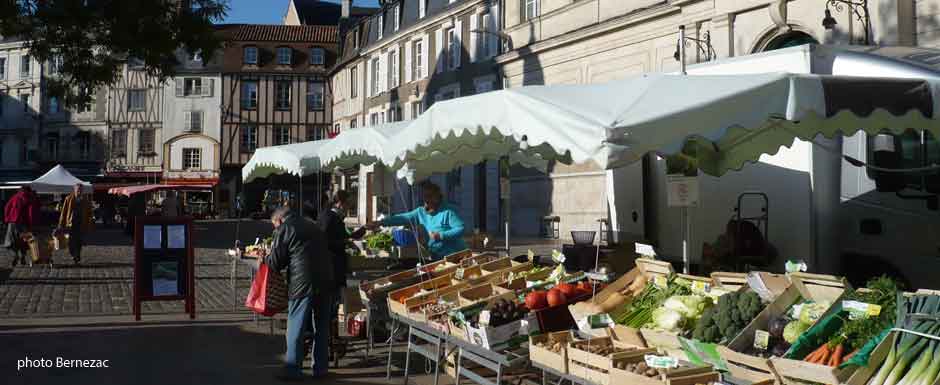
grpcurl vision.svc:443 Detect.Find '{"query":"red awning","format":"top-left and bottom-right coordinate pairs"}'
top-left (108, 184), bottom-right (215, 197)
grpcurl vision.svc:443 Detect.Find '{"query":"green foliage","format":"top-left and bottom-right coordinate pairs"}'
top-left (365, 232), bottom-right (393, 252)
top-left (0, 0), bottom-right (228, 108)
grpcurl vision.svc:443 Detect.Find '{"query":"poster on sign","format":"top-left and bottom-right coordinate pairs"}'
top-left (666, 175), bottom-right (699, 207)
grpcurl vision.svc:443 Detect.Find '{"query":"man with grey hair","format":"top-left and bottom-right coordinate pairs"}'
top-left (58, 183), bottom-right (92, 264)
top-left (260, 206), bottom-right (335, 381)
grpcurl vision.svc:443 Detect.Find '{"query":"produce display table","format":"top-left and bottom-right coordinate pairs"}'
top-left (389, 312), bottom-right (529, 385)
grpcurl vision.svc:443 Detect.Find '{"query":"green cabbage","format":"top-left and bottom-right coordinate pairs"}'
top-left (799, 302), bottom-right (830, 325)
top-left (663, 295), bottom-right (710, 319)
top-left (783, 320), bottom-right (810, 344)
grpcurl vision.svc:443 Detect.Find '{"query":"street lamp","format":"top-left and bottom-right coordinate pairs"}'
top-left (822, 0), bottom-right (871, 45)
top-left (673, 26), bottom-right (716, 63)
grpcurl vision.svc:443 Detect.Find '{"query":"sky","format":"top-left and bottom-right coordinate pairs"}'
top-left (223, 0), bottom-right (381, 24)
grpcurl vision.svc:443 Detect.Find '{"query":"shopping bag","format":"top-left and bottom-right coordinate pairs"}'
top-left (245, 262), bottom-right (289, 316)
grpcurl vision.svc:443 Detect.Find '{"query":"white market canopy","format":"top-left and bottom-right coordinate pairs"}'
top-left (383, 72), bottom-right (939, 178)
top-left (244, 73), bottom-right (939, 182)
top-left (31, 165), bottom-right (93, 194)
top-left (242, 140), bottom-right (328, 183)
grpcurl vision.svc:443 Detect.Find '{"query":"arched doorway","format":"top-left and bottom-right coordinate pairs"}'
top-left (763, 31), bottom-right (819, 52)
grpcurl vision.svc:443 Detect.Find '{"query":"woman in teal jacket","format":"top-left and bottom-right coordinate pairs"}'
top-left (372, 182), bottom-right (466, 260)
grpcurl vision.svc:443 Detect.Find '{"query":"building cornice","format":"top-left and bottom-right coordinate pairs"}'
top-left (497, 4), bottom-right (680, 65)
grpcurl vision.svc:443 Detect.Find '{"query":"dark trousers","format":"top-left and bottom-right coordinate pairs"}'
top-left (285, 292), bottom-right (333, 377)
top-left (68, 229), bottom-right (83, 262)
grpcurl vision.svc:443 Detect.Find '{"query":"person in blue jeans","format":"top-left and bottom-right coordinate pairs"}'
top-left (369, 182), bottom-right (467, 260)
top-left (262, 206), bottom-right (335, 381)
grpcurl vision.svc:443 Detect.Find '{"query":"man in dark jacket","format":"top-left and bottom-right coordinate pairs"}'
top-left (317, 190), bottom-right (366, 292)
top-left (263, 206), bottom-right (335, 381)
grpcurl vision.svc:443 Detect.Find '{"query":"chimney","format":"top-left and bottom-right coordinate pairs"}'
top-left (341, 0), bottom-right (352, 19)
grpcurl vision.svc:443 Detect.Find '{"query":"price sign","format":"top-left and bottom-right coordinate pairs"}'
top-left (479, 310), bottom-right (491, 326)
top-left (691, 281), bottom-right (711, 295)
top-left (455, 268), bottom-right (465, 280)
top-left (551, 250), bottom-right (566, 264)
top-left (645, 355), bottom-right (679, 369)
top-left (653, 275), bottom-right (668, 289)
top-left (843, 301), bottom-right (881, 320)
top-left (635, 243), bottom-right (657, 257)
top-left (527, 249), bottom-right (535, 262)
top-left (754, 330), bottom-right (770, 350)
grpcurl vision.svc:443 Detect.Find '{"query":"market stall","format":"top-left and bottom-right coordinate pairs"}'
top-left (31, 165), bottom-right (93, 194)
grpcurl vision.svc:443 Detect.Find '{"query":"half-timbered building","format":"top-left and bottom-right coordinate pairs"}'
top-left (104, 59), bottom-right (166, 186)
top-left (219, 24), bottom-right (339, 210)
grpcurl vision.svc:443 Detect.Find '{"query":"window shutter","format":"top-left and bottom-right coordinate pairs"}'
top-left (435, 28), bottom-right (444, 74)
top-left (454, 20), bottom-right (463, 69)
top-left (404, 40), bottom-right (412, 83)
top-left (205, 78), bottom-right (214, 97)
top-left (469, 14), bottom-right (479, 63)
top-left (184, 111), bottom-right (192, 131)
top-left (365, 58), bottom-right (372, 97)
top-left (421, 34), bottom-right (429, 78)
top-left (196, 111), bottom-right (203, 132)
top-left (379, 52), bottom-right (387, 93)
top-left (175, 79), bottom-right (183, 97)
top-left (489, 4), bottom-right (499, 57)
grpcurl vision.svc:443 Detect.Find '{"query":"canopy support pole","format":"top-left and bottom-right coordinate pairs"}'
top-left (299, 175), bottom-right (304, 212)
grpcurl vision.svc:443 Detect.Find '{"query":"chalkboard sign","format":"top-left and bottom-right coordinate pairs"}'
top-left (133, 216), bottom-right (195, 321)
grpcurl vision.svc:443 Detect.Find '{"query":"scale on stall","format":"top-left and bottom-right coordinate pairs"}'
top-left (132, 216), bottom-right (196, 321)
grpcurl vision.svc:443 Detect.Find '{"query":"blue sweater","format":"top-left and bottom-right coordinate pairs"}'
top-left (382, 204), bottom-right (467, 259)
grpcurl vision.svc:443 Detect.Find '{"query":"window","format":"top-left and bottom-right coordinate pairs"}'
top-left (411, 101), bottom-right (423, 119)
top-left (350, 66), bottom-right (358, 98)
top-left (389, 50), bottom-right (398, 89)
top-left (447, 28), bottom-right (458, 70)
top-left (128, 57), bottom-right (144, 69)
top-left (353, 28), bottom-right (360, 49)
top-left (277, 47), bottom-right (292, 65)
top-left (138, 129), bottom-right (155, 154)
top-left (48, 96), bottom-right (59, 114)
top-left (0, 57), bottom-right (6, 79)
top-left (524, 0), bottom-right (539, 21)
top-left (393, 4), bottom-right (400, 31)
top-left (20, 55), bottom-right (29, 78)
top-left (350, 119), bottom-right (357, 129)
top-left (191, 50), bottom-right (202, 62)
top-left (475, 78), bottom-right (494, 93)
top-left (378, 13), bottom-right (384, 39)
top-left (307, 126), bottom-right (322, 141)
top-left (183, 78), bottom-right (202, 96)
top-left (183, 148), bottom-right (201, 170)
top-left (307, 81), bottom-right (324, 111)
top-left (46, 134), bottom-right (59, 159)
top-left (243, 46), bottom-right (258, 65)
top-left (50, 55), bottom-right (63, 75)
top-left (371, 57), bottom-right (380, 96)
top-left (241, 125), bottom-right (257, 152)
top-left (389, 105), bottom-right (402, 122)
top-left (127, 89), bottom-right (145, 111)
top-left (481, 13), bottom-right (492, 58)
top-left (310, 47), bottom-right (325, 65)
top-left (76, 133), bottom-right (90, 160)
top-left (241, 81), bottom-right (258, 109)
top-left (275, 80), bottom-right (291, 110)
top-left (275, 126), bottom-right (291, 145)
top-left (370, 112), bottom-right (379, 126)
top-left (21, 94), bottom-right (30, 112)
top-left (185, 110), bottom-right (203, 132)
top-left (414, 40), bottom-right (424, 80)
top-left (419, 0), bottom-right (426, 18)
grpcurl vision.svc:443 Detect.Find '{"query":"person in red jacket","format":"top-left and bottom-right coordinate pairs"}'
top-left (4, 186), bottom-right (38, 266)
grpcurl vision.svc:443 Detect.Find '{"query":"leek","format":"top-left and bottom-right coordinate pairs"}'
top-left (883, 336), bottom-right (930, 385)
top-left (898, 340), bottom-right (935, 385)
top-left (919, 343), bottom-right (940, 385)
top-left (870, 322), bottom-right (937, 385)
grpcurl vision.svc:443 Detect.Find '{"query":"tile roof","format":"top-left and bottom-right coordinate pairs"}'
top-left (293, 0), bottom-right (378, 25)
top-left (230, 24), bottom-right (338, 43)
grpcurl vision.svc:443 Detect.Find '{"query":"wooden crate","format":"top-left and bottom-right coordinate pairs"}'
top-left (530, 331), bottom-right (574, 374)
top-left (567, 336), bottom-right (652, 371)
top-left (843, 331), bottom-right (896, 385)
top-left (458, 283), bottom-right (512, 307)
top-left (480, 257), bottom-right (518, 275)
top-left (638, 273), bottom-right (715, 357)
top-left (609, 354), bottom-right (719, 385)
top-left (567, 258), bottom-right (669, 324)
top-left (358, 269), bottom-right (421, 304)
top-left (605, 324), bottom-right (647, 348)
top-left (387, 274), bottom-right (459, 317)
top-left (768, 273), bottom-right (852, 385)
top-left (405, 288), bottom-right (463, 323)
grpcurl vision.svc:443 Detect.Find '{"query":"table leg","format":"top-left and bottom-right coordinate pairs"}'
top-left (231, 258), bottom-right (237, 312)
top-left (403, 326), bottom-right (413, 385)
top-left (433, 339), bottom-right (441, 385)
top-left (455, 348), bottom-right (462, 385)
top-left (386, 319), bottom-right (397, 380)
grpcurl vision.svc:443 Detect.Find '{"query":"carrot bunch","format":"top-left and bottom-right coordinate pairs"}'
top-left (803, 343), bottom-right (856, 367)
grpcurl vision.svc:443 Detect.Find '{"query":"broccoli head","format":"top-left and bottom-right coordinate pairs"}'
top-left (703, 325), bottom-right (721, 342)
top-left (716, 310), bottom-right (734, 334)
top-left (737, 291), bottom-right (762, 319)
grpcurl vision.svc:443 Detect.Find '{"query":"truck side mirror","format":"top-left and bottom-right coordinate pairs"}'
top-left (870, 134), bottom-right (904, 192)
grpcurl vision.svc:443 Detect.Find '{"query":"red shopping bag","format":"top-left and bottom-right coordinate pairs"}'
top-left (245, 262), bottom-right (289, 316)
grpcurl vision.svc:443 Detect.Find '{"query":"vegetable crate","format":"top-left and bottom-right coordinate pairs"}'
top-left (387, 274), bottom-right (464, 318)
top-left (713, 272), bottom-right (792, 384)
top-left (530, 331), bottom-right (575, 374)
top-left (479, 257), bottom-right (521, 275)
top-left (639, 271), bottom-right (716, 359)
top-left (567, 337), bottom-right (655, 385)
top-left (768, 273), bottom-right (852, 385)
top-left (842, 331), bottom-right (897, 385)
top-left (458, 283), bottom-right (512, 307)
top-left (404, 286), bottom-right (464, 323)
top-left (358, 269), bottom-right (422, 304)
top-left (462, 292), bottom-right (527, 350)
top-left (568, 258), bottom-right (672, 330)
top-left (468, 261), bottom-right (534, 288)
top-left (609, 355), bottom-right (720, 385)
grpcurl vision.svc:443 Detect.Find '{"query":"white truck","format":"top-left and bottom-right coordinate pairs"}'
top-left (611, 44), bottom-right (940, 289)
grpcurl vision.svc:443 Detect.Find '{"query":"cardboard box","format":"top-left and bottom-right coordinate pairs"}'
top-left (530, 331), bottom-right (573, 374)
top-left (465, 318), bottom-right (522, 350)
top-left (609, 354), bottom-right (719, 385)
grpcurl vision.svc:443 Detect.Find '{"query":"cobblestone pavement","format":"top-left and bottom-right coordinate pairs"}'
top-left (0, 220), bottom-right (274, 318)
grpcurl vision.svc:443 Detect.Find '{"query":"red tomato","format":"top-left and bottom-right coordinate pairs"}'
top-left (525, 291), bottom-right (548, 310)
top-left (547, 289), bottom-right (568, 307)
top-left (557, 283), bottom-right (578, 298)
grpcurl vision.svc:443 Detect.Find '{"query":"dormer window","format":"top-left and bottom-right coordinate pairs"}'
top-left (277, 47), bottom-right (292, 65)
top-left (243, 46), bottom-right (258, 65)
top-left (128, 57), bottom-right (144, 70)
top-left (377, 14), bottom-right (384, 39)
top-left (310, 47), bottom-right (325, 65)
top-left (191, 49), bottom-right (202, 62)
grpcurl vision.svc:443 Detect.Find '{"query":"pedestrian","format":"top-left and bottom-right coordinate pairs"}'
top-left (3, 186), bottom-right (38, 266)
top-left (58, 183), bottom-right (93, 265)
top-left (260, 206), bottom-right (335, 381)
top-left (369, 181), bottom-right (466, 260)
top-left (161, 190), bottom-right (182, 217)
top-left (125, 193), bottom-right (145, 236)
top-left (318, 190), bottom-right (366, 342)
